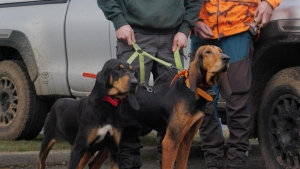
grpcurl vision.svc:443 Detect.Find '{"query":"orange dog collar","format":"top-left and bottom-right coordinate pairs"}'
top-left (170, 70), bottom-right (213, 101)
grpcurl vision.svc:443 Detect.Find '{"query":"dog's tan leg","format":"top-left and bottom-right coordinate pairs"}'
top-left (176, 112), bottom-right (205, 169)
top-left (162, 131), bottom-right (177, 169)
top-left (108, 149), bottom-right (119, 169)
top-left (162, 130), bottom-right (179, 169)
top-left (162, 100), bottom-right (202, 169)
top-left (108, 155), bottom-right (119, 169)
top-left (39, 139), bottom-right (56, 169)
top-left (88, 147), bottom-right (109, 169)
top-left (107, 128), bottom-right (121, 169)
top-left (162, 111), bottom-right (193, 169)
top-left (163, 123), bottom-right (194, 169)
top-left (77, 151), bottom-right (92, 169)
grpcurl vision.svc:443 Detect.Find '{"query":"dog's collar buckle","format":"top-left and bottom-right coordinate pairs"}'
top-left (185, 79), bottom-right (213, 101)
top-left (170, 69), bottom-right (188, 86)
top-left (170, 70), bottom-right (213, 101)
top-left (103, 95), bottom-right (124, 107)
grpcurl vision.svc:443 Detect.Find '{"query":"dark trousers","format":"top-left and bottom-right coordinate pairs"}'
top-left (190, 32), bottom-right (253, 168)
top-left (117, 33), bottom-right (183, 169)
top-left (119, 110), bottom-right (143, 169)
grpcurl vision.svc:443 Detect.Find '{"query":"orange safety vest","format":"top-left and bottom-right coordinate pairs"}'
top-left (199, 0), bottom-right (281, 39)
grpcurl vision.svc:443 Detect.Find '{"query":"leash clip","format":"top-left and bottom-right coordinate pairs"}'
top-left (137, 49), bottom-right (143, 54)
top-left (141, 83), bottom-right (153, 93)
top-left (170, 65), bottom-right (179, 71)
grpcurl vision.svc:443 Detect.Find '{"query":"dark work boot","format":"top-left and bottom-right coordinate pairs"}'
top-left (206, 158), bottom-right (224, 169)
top-left (225, 160), bottom-right (246, 169)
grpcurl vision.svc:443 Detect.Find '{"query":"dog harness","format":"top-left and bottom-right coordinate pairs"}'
top-left (127, 42), bottom-right (183, 92)
top-left (103, 95), bottom-right (124, 107)
top-left (170, 70), bottom-right (213, 101)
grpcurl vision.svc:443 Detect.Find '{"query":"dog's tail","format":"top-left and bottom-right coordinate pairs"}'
top-left (39, 106), bottom-right (57, 169)
top-left (42, 106), bottom-right (57, 140)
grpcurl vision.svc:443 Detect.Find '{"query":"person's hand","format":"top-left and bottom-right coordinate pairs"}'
top-left (172, 32), bottom-right (187, 52)
top-left (116, 25), bottom-right (136, 46)
top-left (193, 21), bottom-right (214, 39)
top-left (254, 1), bottom-right (274, 28)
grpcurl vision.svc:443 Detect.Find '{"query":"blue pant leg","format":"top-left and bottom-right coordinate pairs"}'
top-left (219, 32), bottom-right (253, 168)
top-left (191, 34), bottom-right (225, 168)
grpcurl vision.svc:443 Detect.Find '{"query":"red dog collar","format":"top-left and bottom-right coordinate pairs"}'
top-left (103, 95), bottom-right (124, 107)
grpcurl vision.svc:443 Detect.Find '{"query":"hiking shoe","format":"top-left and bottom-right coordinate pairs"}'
top-left (226, 160), bottom-right (245, 169)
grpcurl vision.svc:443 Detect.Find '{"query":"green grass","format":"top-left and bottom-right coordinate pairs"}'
top-left (0, 130), bottom-right (258, 152)
top-left (0, 135), bottom-right (71, 152)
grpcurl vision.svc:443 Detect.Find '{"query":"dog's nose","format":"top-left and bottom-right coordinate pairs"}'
top-left (130, 80), bottom-right (139, 93)
top-left (222, 55), bottom-right (230, 63)
top-left (130, 80), bottom-right (139, 87)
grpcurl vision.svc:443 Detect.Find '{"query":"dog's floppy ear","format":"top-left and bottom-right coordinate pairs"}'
top-left (96, 70), bottom-right (108, 98)
top-left (217, 72), bottom-right (232, 99)
top-left (89, 71), bottom-right (107, 105)
top-left (188, 48), bottom-right (203, 93)
top-left (127, 93), bottom-right (140, 110)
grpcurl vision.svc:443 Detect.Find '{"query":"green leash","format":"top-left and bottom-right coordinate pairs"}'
top-left (173, 47), bottom-right (183, 71)
top-left (127, 42), bottom-right (183, 86)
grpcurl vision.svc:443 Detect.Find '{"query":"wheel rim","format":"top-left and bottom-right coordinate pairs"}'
top-left (269, 94), bottom-right (300, 168)
top-left (0, 77), bottom-right (18, 127)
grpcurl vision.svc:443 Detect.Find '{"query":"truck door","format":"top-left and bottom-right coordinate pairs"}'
top-left (65, 0), bottom-right (112, 96)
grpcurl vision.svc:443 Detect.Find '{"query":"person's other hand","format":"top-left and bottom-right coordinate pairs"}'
top-left (116, 25), bottom-right (136, 46)
top-left (172, 32), bottom-right (187, 52)
top-left (194, 21), bottom-right (214, 39)
top-left (254, 1), bottom-right (274, 28)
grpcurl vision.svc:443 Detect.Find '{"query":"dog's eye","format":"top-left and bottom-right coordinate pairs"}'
top-left (115, 67), bottom-right (122, 71)
top-left (205, 50), bottom-right (212, 54)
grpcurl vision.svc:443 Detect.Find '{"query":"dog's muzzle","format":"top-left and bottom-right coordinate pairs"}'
top-left (222, 54), bottom-right (230, 63)
top-left (222, 54), bottom-right (230, 72)
top-left (129, 79), bottom-right (138, 93)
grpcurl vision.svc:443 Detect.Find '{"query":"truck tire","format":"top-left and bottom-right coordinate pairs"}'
top-left (258, 67), bottom-right (300, 169)
top-left (0, 60), bottom-right (47, 140)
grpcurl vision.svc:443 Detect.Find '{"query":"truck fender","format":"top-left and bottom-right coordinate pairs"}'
top-left (0, 29), bottom-right (38, 81)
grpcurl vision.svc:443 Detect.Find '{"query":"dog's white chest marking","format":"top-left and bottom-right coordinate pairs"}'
top-left (95, 125), bottom-right (113, 143)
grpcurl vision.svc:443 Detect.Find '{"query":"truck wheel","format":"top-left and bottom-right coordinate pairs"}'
top-left (0, 60), bottom-right (47, 140)
top-left (258, 67), bottom-right (300, 169)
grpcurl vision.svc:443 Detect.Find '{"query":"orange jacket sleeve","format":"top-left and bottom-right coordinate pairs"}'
top-left (265, 0), bottom-right (281, 9)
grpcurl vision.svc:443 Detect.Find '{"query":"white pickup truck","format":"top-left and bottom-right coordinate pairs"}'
top-left (0, 0), bottom-right (300, 168)
top-left (0, 0), bottom-right (190, 139)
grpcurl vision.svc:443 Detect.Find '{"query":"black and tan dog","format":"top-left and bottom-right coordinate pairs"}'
top-left (91, 45), bottom-right (231, 169)
top-left (38, 59), bottom-right (139, 169)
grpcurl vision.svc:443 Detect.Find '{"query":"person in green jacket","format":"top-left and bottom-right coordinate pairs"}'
top-left (97, 0), bottom-right (202, 168)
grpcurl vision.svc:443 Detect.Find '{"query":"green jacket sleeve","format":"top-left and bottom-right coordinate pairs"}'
top-left (178, 0), bottom-right (203, 36)
top-left (97, 0), bottom-right (128, 30)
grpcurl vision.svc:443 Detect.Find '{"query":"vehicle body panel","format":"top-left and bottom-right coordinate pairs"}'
top-left (0, 2), bottom-right (70, 95)
top-left (271, 0), bottom-right (300, 21)
top-left (65, 0), bottom-right (113, 96)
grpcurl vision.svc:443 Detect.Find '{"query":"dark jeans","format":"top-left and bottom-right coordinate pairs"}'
top-left (117, 33), bottom-right (184, 169)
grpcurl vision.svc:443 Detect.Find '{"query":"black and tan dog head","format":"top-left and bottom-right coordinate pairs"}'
top-left (90, 59), bottom-right (139, 110)
top-left (188, 45), bottom-right (232, 99)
